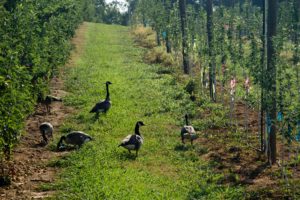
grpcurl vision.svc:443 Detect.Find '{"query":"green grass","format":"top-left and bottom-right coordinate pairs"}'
top-left (49, 23), bottom-right (245, 200)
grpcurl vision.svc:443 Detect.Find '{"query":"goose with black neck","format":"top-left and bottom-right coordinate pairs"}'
top-left (119, 121), bottom-right (145, 157)
top-left (90, 81), bottom-right (112, 119)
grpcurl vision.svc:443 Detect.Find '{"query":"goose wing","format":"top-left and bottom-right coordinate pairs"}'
top-left (136, 135), bottom-right (143, 145)
top-left (66, 131), bottom-right (92, 145)
top-left (120, 134), bottom-right (133, 146)
top-left (119, 134), bottom-right (142, 150)
top-left (90, 100), bottom-right (111, 113)
top-left (81, 134), bottom-right (92, 142)
top-left (182, 125), bottom-right (195, 134)
top-left (39, 122), bottom-right (53, 134)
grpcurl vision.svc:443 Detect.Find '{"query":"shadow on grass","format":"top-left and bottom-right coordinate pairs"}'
top-left (47, 156), bottom-right (72, 168)
top-left (240, 162), bottom-right (270, 184)
top-left (174, 144), bottom-right (193, 152)
top-left (91, 114), bottom-right (101, 123)
top-left (117, 151), bottom-right (138, 161)
top-left (91, 114), bottom-right (110, 124)
top-left (56, 146), bottom-right (77, 152)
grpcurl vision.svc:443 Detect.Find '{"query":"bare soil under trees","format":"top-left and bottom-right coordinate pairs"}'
top-left (0, 22), bottom-right (87, 200)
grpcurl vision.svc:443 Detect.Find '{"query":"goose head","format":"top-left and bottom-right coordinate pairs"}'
top-left (105, 81), bottom-right (112, 85)
top-left (137, 121), bottom-right (145, 127)
top-left (57, 135), bottom-right (66, 150)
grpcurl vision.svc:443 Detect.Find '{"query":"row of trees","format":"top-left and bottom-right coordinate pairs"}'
top-left (0, 0), bottom-right (127, 163)
top-left (0, 0), bottom-right (85, 161)
top-left (0, 0), bottom-right (133, 164)
top-left (130, 0), bottom-right (300, 164)
top-left (84, 0), bottom-right (130, 25)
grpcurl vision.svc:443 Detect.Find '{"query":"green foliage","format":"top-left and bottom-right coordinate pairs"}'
top-left (0, 0), bottom-right (85, 160)
top-left (132, 0), bottom-right (300, 146)
top-left (82, 0), bottom-right (129, 25)
top-left (193, 101), bottom-right (230, 131)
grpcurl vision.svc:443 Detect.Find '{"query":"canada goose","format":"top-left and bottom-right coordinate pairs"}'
top-left (57, 131), bottom-right (93, 150)
top-left (39, 122), bottom-right (54, 144)
top-left (90, 81), bottom-right (112, 119)
top-left (40, 95), bottom-right (62, 113)
top-left (119, 121), bottom-right (145, 157)
top-left (181, 114), bottom-right (198, 145)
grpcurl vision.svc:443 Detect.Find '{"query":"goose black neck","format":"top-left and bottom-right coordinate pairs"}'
top-left (60, 136), bottom-right (66, 142)
top-left (185, 115), bottom-right (189, 125)
top-left (57, 136), bottom-right (66, 149)
top-left (105, 84), bottom-right (110, 100)
top-left (135, 123), bottom-right (141, 135)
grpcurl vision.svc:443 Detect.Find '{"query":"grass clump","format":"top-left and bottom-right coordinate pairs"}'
top-left (131, 26), bottom-right (156, 48)
top-left (144, 47), bottom-right (175, 67)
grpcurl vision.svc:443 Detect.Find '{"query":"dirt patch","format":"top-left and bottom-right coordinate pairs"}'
top-left (0, 22), bottom-right (88, 200)
top-left (195, 98), bottom-right (299, 198)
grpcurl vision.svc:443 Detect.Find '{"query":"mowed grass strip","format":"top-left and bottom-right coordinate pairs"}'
top-left (51, 23), bottom-right (245, 200)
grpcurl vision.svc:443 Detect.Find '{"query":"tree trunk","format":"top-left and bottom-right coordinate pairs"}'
top-left (293, 0), bottom-right (300, 69)
top-left (260, 0), bottom-right (266, 152)
top-left (228, 1), bottom-right (236, 69)
top-left (293, 0), bottom-right (300, 101)
top-left (207, 0), bottom-right (216, 102)
top-left (156, 30), bottom-right (161, 46)
top-left (266, 0), bottom-right (278, 164)
top-left (142, 13), bottom-right (146, 27)
top-left (164, 0), bottom-right (172, 53)
top-left (179, 0), bottom-right (190, 74)
top-left (166, 31), bottom-right (172, 53)
top-left (238, 1), bottom-right (243, 63)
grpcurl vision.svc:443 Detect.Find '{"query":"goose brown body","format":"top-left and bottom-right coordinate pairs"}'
top-left (90, 81), bottom-right (112, 118)
top-left (181, 115), bottom-right (198, 145)
top-left (119, 121), bottom-right (145, 157)
top-left (39, 122), bottom-right (53, 143)
top-left (57, 131), bottom-right (92, 150)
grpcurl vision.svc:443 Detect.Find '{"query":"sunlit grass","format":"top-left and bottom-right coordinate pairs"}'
top-left (48, 23), bottom-right (245, 200)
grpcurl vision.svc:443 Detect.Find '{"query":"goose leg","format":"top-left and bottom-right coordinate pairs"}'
top-left (181, 137), bottom-right (185, 144)
top-left (44, 104), bottom-right (48, 115)
top-left (46, 104), bottom-right (50, 114)
top-left (128, 150), bottom-right (131, 154)
top-left (191, 139), bottom-right (193, 145)
top-left (42, 132), bottom-right (48, 144)
top-left (136, 150), bottom-right (138, 157)
top-left (96, 112), bottom-right (99, 119)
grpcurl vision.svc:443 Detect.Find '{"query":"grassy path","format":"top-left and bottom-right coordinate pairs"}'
top-left (50, 23), bottom-right (244, 199)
